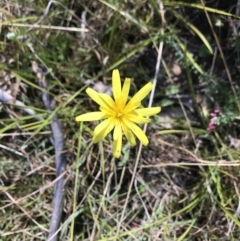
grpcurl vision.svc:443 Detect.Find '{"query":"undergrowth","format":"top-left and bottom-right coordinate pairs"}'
top-left (1, 1), bottom-right (240, 241)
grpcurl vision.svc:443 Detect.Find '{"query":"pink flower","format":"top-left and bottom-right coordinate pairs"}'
top-left (208, 109), bottom-right (220, 131)
top-left (214, 109), bottom-right (220, 115)
top-left (208, 121), bottom-right (216, 131)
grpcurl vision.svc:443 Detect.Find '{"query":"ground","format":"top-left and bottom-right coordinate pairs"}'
top-left (1, 1), bottom-right (240, 241)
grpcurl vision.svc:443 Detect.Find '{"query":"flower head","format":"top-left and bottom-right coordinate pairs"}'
top-left (208, 109), bottom-right (221, 131)
top-left (75, 69), bottom-right (161, 158)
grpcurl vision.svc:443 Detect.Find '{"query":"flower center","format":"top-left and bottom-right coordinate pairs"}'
top-left (116, 112), bottom-right (123, 118)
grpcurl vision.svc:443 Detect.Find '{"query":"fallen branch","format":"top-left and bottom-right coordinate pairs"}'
top-left (31, 61), bottom-right (67, 241)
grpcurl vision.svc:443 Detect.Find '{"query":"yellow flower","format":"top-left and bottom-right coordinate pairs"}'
top-left (75, 69), bottom-right (161, 158)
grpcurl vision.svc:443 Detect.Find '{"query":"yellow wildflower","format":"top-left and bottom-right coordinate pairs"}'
top-left (75, 69), bottom-right (161, 158)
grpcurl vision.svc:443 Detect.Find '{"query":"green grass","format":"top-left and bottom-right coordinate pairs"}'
top-left (1, 0), bottom-right (240, 240)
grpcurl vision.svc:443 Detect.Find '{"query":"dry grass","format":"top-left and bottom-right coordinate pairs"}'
top-left (1, 0), bottom-right (240, 240)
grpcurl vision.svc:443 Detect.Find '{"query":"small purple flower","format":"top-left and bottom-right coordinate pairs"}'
top-left (208, 123), bottom-right (216, 131)
top-left (208, 109), bottom-right (220, 131)
top-left (214, 109), bottom-right (220, 116)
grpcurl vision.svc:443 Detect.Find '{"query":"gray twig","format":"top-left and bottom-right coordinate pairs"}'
top-left (31, 61), bottom-right (67, 241)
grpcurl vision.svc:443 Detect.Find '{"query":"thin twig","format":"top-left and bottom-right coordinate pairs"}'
top-left (2, 23), bottom-right (89, 32)
top-left (26, 0), bottom-right (91, 33)
top-left (31, 61), bottom-right (67, 241)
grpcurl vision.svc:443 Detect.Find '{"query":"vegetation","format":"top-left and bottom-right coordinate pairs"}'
top-left (1, 0), bottom-right (240, 240)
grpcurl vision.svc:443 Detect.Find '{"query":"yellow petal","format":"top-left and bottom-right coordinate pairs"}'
top-left (98, 93), bottom-right (116, 110)
top-left (135, 107), bottom-right (161, 116)
top-left (124, 82), bottom-right (152, 112)
top-left (121, 78), bottom-right (130, 107)
top-left (116, 77), bottom-right (131, 111)
top-left (94, 118), bottom-right (110, 135)
top-left (86, 88), bottom-right (113, 113)
top-left (112, 69), bottom-right (122, 102)
top-left (124, 114), bottom-right (151, 124)
top-left (113, 128), bottom-right (122, 158)
top-left (124, 120), bottom-right (149, 145)
top-left (113, 120), bottom-right (122, 140)
top-left (100, 107), bottom-right (116, 117)
top-left (75, 112), bottom-right (105, 121)
top-left (122, 122), bottom-right (136, 146)
top-left (122, 101), bottom-right (141, 114)
top-left (92, 118), bottom-right (115, 143)
top-left (86, 88), bottom-right (103, 106)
